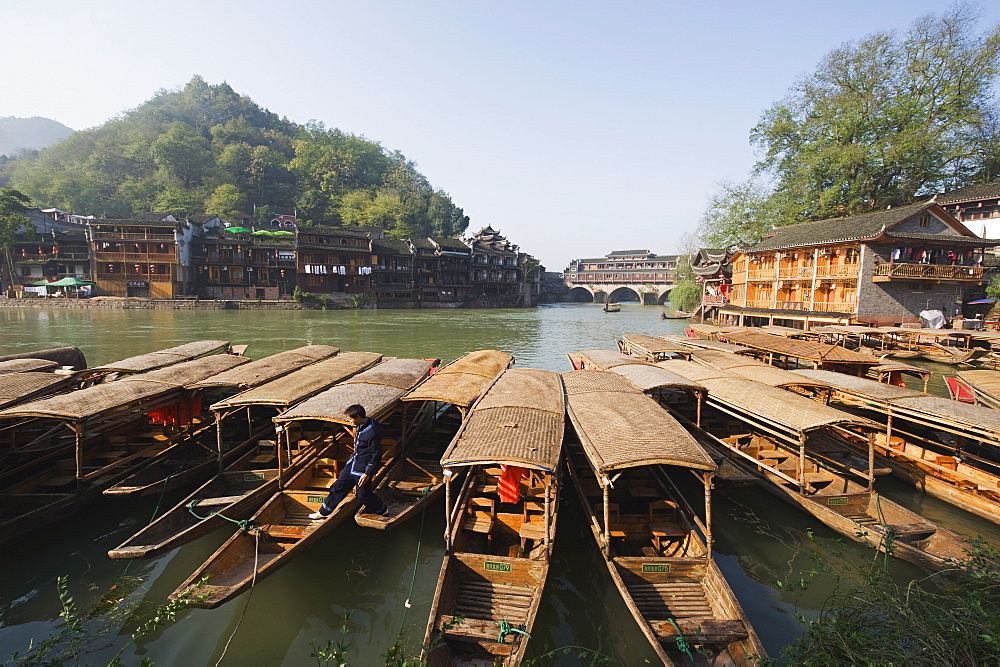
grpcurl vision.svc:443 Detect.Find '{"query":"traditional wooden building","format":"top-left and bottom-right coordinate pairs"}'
top-left (722, 203), bottom-right (998, 328)
top-left (467, 226), bottom-right (521, 306)
top-left (691, 248), bottom-right (731, 320)
top-left (370, 238), bottom-right (416, 307)
top-left (196, 225), bottom-right (296, 299)
top-left (294, 226), bottom-right (372, 294)
top-left (430, 236), bottom-right (471, 305)
top-left (91, 214), bottom-right (184, 298)
top-left (937, 182), bottom-right (1000, 240)
top-left (3, 209), bottom-right (92, 296)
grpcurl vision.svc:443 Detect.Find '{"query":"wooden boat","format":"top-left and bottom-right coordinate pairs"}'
top-left (661, 310), bottom-right (691, 319)
top-left (422, 368), bottom-right (565, 666)
top-left (604, 302), bottom-right (621, 312)
top-left (357, 350), bottom-right (515, 530)
top-left (0, 354), bottom-right (250, 545)
top-left (84, 340), bottom-right (233, 382)
top-left (169, 358), bottom-right (436, 608)
top-left (563, 369), bottom-right (766, 664)
top-left (108, 351), bottom-right (384, 559)
top-left (618, 334), bottom-right (693, 361)
top-left (656, 362), bottom-right (973, 572)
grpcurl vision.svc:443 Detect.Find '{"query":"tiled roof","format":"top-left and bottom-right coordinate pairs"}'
top-left (746, 203), bottom-right (960, 252)
top-left (607, 249), bottom-right (651, 256)
top-left (300, 225), bottom-right (369, 238)
top-left (371, 239), bottom-right (412, 255)
top-left (431, 236), bottom-right (470, 251)
top-left (937, 182), bottom-right (1000, 205)
top-left (410, 237), bottom-right (435, 249)
top-left (884, 231), bottom-right (1000, 244)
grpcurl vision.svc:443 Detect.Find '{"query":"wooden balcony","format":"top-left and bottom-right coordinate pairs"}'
top-left (744, 299), bottom-right (773, 308)
top-left (815, 263), bottom-right (859, 278)
top-left (813, 301), bottom-right (855, 313)
top-left (746, 269), bottom-right (775, 281)
top-left (873, 263), bottom-right (983, 282)
top-left (703, 294), bottom-right (728, 305)
top-left (778, 266), bottom-right (813, 279)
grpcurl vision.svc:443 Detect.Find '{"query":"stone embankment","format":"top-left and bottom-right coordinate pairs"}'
top-left (0, 297), bottom-right (354, 310)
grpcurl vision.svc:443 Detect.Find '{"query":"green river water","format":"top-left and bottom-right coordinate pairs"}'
top-left (1, 303), bottom-right (998, 665)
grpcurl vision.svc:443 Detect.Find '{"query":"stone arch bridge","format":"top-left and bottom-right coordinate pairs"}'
top-left (564, 281), bottom-right (675, 305)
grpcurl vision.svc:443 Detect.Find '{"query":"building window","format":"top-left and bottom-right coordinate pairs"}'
top-left (919, 215), bottom-right (930, 228)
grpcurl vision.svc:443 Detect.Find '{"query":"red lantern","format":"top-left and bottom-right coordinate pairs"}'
top-left (38, 247), bottom-right (44, 255)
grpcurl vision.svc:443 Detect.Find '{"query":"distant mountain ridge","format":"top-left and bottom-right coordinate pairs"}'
top-left (0, 116), bottom-right (75, 156)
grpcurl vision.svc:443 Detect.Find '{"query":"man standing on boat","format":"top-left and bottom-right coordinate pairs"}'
top-left (309, 404), bottom-right (389, 519)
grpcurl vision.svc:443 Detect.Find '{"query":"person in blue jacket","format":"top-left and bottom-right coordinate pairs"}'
top-left (309, 403), bottom-right (388, 519)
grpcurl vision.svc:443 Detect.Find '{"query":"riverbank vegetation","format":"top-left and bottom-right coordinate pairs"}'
top-left (701, 3), bottom-right (1000, 248)
top-left (0, 77), bottom-right (469, 239)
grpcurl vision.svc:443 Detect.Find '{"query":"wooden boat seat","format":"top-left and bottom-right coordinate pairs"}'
top-left (389, 480), bottom-right (433, 494)
top-left (519, 519), bottom-right (546, 549)
top-left (890, 523), bottom-right (937, 538)
top-left (650, 522), bottom-right (686, 552)
top-left (757, 449), bottom-right (788, 461)
top-left (462, 511), bottom-right (494, 534)
top-left (249, 453), bottom-right (277, 465)
top-left (437, 615), bottom-right (517, 644)
top-left (263, 524), bottom-right (307, 540)
top-left (193, 495), bottom-right (246, 507)
top-left (651, 618), bottom-right (749, 644)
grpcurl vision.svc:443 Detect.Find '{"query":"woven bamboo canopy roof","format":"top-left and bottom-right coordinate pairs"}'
top-left (619, 334), bottom-right (691, 359)
top-left (871, 361), bottom-right (931, 379)
top-left (658, 335), bottom-right (753, 355)
top-left (0, 358), bottom-right (60, 375)
top-left (210, 351), bottom-right (382, 411)
top-left (655, 359), bottom-right (739, 383)
top-left (274, 358), bottom-right (434, 425)
top-left (792, 369), bottom-right (927, 401)
top-left (662, 365), bottom-right (878, 434)
top-left (689, 350), bottom-right (832, 390)
top-left (186, 345), bottom-right (339, 389)
top-left (0, 355), bottom-right (248, 421)
top-left (0, 372), bottom-right (74, 409)
top-left (722, 330), bottom-right (879, 365)
top-left (957, 370), bottom-right (1000, 403)
top-left (572, 349), bottom-right (650, 370)
top-left (401, 349), bottom-right (514, 409)
top-left (891, 395), bottom-right (1000, 433)
top-left (0, 346), bottom-right (86, 370)
top-left (90, 340), bottom-right (231, 374)
top-left (441, 368), bottom-right (565, 471)
top-left (563, 370), bottom-right (715, 472)
top-left (606, 363), bottom-right (706, 395)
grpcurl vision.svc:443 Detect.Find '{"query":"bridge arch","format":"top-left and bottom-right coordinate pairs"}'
top-left (608, 286), bottom-right (641, 303)
top-left (567, 286), bottom-right (594, 303)
top-left (656, 286), bottom-right (674, 305)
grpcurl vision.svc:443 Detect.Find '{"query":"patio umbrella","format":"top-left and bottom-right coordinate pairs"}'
top-left (45, 277), bottom-right (96, 287)
top-left (968, 299), bottom-right (996, 305)
top-left (224, 227), bottom-right (251, 234)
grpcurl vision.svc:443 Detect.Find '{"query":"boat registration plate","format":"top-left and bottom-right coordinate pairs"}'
top-left (643, 563), bottom-right (671, 573)
top-left (244, 473), bottom-right (265, 481)
top-left (308, 495), bottom-right (325, 504)
top-left (484, 560), bottom-right (511, 573)
top-left (828, 497), bottom-right (848, 505)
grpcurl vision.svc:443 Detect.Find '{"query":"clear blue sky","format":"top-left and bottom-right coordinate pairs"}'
top-left (6, 0), bottom-right (1000, 270)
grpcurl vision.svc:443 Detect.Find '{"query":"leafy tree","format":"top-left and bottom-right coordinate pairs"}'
top-left (669, 280), bottom-right (702, 312)
top-left (151, 121), bottom-right (212, 188)
top-left (751, 4), bottom-right (1000, 223)
top-left (204, 183), bottom-right (248, 217)
top-left (699, 178), bottom-right (773, 248)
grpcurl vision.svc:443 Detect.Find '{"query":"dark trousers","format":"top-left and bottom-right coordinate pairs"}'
top-left (319, 465), bottom-right (386, 516)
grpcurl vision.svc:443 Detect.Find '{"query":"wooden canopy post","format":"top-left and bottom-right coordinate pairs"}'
top-left (543, 473), bottom-right (551, 554)
top-left (276, 425), bottom-right (287, 490)
top-left (704, 471), bottom-right (714, 554)
top-left (867, 429), bottom-right (876, 491)
top-left (215, 411), bottom-right (224, 471)
top-left (73, 421), bottom-right (83, 483)
top-left (602, 479), bottom-right (611, 557)
top-left (798, 432), bottom-right (807, 493)
top-left (696, 393), bottom-right (703, 428)
top-left (444, 473), bottom-right (452, 550)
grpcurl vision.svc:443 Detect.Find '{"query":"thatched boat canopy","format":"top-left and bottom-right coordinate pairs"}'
top-left (0, 346), bottom-right (86, 370)
top-left (606, 363), bottom-right (705, 395)
top-left (957, 370), bottom-right (1000, 405)
top-left (891, 396), bottom-right (1000, 434)
top-left (0, 372), bottom-right (75, 409)
top-left (186, 345), bottom-right (339, 390)
top-left (689, 350), bottom-right (832, 391)
top-left (401, 349), bottom-right (514, 411)
top-left (658, 335), bottom-right (754, 355)
top-left (563, 370), bottom-right (715, 473)
top-left (0, 355), bottom-right (248, 422)
top-left (90, 340), bottom-right (231, 374)
top-left (569, 349), bottom-right (649, 371)
top-left (441, 368), bottom-right (564, 471)
top-left (654, 359), bottom-right (739, 383)
top-left (210, 351), bottom-right (382, 412)
top-left (792, 369), bottom-right (927, 402)
top-left (619, 334), bottom-right (692, 360)
top-left (663, 365), bottom-right (879, 435)
top-left (0, 358), bottom-right (60, 375)
top-left (722, 330), bottom-right (879, 366)
top-left (274, 358), bottom-right (434, 426)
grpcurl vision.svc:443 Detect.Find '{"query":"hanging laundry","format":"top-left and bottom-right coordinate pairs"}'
top-left (498, 464), bottom-right (526, 503)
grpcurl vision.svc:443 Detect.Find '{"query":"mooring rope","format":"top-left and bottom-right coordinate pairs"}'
top-left (396, 486), bottom-right (431, 638)
top-left (188, 498), bottom-right (256, 532)
top-left (215, 528), bottom-right (261, 666)
top-left (668, 617), bottom-right (693, 661)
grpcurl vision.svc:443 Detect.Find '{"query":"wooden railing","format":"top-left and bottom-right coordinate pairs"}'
top-left (813, 301), bottom-right (855, 312)
top-left (776, 300), bottom-right (807, 310)
top-left (815, 263), bottom-right (859, 278)
top-left (703, 295), bottom-right (727, 305)
top-left (744, 299), bottom-right (773, 308)
top-left (874, 263), bottom-right (983, 280)
top-left (778, 266), bottom-right (812, 279)
top-left (746, 269), bottom-right (774, 281)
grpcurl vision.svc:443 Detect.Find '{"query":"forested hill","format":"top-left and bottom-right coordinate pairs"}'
top-left (0, 116), bottom-right (74, 156)
top-left (2, 76), bottom-right (469, 238)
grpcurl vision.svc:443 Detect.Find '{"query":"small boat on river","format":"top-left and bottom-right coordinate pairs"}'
top-left (170, 358), bottom-right (436, 608)
top-left (563, 369), bottom-right (766, 664)
top-left (658, 360), bottom-right (973, 572)
top-left (422, 368), bottom-right (565, 666)
top-left (356, 350), bottom-right (515, 530)
top-left (604, 302), bottom-right (621, 312)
